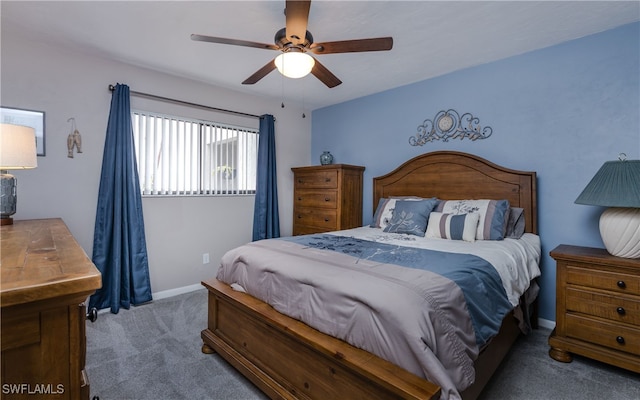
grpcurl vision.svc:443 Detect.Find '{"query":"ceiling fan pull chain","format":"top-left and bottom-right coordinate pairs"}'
top-left (302, 78), bottom-right (306, 118)
top-left (281, 68), bottom-right (285, 109)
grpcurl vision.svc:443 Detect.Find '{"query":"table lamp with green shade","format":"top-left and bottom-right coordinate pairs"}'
top-left (575, 153), bottom-right (640, 259)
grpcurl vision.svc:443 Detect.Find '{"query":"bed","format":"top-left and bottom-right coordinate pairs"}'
top-left (201, 151), bottom-right (539, 400)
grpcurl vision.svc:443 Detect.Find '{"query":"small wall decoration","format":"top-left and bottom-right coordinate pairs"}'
top-left (409, 109), bottom-right (492, 146)
top-left (67, 117), bottom-right (82, 158)
top-left (0, 106), bottom-right (46, 156)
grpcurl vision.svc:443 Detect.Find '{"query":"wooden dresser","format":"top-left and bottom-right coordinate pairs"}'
top-left (1, 218), bottom-right (102, 400)
top-left (548, 244), bottom-right (640, 372)
top-left (291, 164), bottom-right (365, 235)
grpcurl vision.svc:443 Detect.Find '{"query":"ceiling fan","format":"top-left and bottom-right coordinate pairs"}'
top-left (191, 0), bottom-right (393, 88)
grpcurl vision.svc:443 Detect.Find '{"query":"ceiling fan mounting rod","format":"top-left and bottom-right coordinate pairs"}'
top-left (275, 27), bottom-right (313, 49)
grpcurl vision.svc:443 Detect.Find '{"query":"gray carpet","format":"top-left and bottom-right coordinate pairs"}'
top-left (86, 289), bottom-right (639, 400)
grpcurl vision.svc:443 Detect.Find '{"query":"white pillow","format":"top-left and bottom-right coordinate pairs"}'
top-left (425, 212), bottom-right (480, 242)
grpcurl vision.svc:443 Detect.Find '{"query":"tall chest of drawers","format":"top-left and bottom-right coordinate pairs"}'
top-left (291, 164), bottom-right (365, 236)
top-left (548, 244), bottom-right (640, 372)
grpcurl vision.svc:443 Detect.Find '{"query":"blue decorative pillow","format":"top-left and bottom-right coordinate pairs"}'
top-left (371, 197), bottom-right (434, 229)
top-left (435, 199), bottom-right (510, 240)
top-left (382, 199), bottom-right (438, 236)
top-left (425, 212), bottom-right (480, 242)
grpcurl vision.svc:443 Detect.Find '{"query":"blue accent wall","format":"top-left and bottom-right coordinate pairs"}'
top-left (311, 22), bottom-right (640, 322)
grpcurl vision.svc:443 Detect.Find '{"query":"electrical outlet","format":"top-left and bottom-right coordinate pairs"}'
top-left (202, 253), bottom-right (210, 264)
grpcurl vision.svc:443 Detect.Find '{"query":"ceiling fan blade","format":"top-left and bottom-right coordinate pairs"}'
top-left (242, 59), bottom-right (277, 85)
top-left (311, 59), bottom-right (342, 88)
top-left (310, 37), bottom-right (393, 54)
top-left (191, 34), bottom-right (279, 50)
top-left (285, 0), bottom-right (311, 45)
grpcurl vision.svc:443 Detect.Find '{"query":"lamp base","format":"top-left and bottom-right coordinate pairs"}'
top-left (599, 207), bottom-right (640, 259)
top-left (1, 172), bottom-right (17, 222)
top-left (0, 217), bottom-right (13, 226)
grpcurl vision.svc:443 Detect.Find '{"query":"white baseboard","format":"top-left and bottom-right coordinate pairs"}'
top-left (97, 284), bottom-right (560, 331)
top-left (152, 283), bottom-right (205, 300)
top-left (94, 283), bottom-right (205, 315)
top-left (537, 318), bottom-right (555, 330)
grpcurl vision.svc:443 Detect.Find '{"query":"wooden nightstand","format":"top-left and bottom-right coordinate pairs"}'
top-left (548, 244), bottom-right (640, 372)
top-left (291, 164), bottom-right (365, 235)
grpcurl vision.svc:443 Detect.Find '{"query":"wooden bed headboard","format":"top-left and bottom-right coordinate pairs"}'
top-left (373, 151), bottom-right (537, 234)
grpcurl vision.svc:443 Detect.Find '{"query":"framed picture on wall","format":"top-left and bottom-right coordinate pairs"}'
top-left (0, 106), bottom-right (46, 156)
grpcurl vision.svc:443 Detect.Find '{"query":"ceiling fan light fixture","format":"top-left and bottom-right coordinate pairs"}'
top-left (275, 52), bottom-right (315, 79)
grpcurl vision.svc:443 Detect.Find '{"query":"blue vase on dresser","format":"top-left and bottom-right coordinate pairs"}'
top-left (320, 151), bottom-right (334, 165)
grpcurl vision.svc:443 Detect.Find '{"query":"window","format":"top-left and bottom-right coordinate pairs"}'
top-left (132, 111), bottom-right (258, 196)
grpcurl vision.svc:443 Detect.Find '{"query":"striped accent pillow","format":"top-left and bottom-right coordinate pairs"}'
top-left (426, 212), bottom-right (480, 242)
top-left (434, 199), bottom-right (510, 240)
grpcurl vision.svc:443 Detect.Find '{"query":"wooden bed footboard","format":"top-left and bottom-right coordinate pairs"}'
top-left (201, 278), bottom-right (442, 400)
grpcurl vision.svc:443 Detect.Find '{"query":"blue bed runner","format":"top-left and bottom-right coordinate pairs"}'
top-left (280, 234), bottom-right (513, 347)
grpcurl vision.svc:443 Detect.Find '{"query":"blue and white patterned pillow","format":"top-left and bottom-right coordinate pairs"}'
top-left (371, 197), bottom-right (435, 230)
top-left (425, 212), bottom-right (480, 242)
top-left (434, 199), bottom-right (510, 240)
top-left (382, 199), bottom-right (438, 236)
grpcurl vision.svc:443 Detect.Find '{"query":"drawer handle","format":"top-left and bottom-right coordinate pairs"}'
top-left (616, 306), bottom-right (626, 316)
top-left (297, 215), bottom-right (302, 219)
top-left (325, 178), bottom-right (331, 182)
top-left (324, 197), bottom-right (330, 202)
top-left (86, 307), bottom-right (98, 323)
top-left (617, 280), bottom-right (626, 289)
top-left (324, 218), bottom-right (330, 222)
top-left (298, 179), bottom-right (304, 184)
top-left (298, 197), bottom-right (302, 201)
top-left (616, 336), bottom-right (625, 345)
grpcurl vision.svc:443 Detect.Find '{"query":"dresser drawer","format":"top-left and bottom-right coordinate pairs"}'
top-left (294, 208), bottom-right (337, 230)
top-left (567, 265), bottom-right (640, 296)
top-left (294, 170), bottom-right (338, 189)
top-left (566, 287), bottom-right (640, 325)
top-left (295, 190), bottom-right (337, 209)
top-left (293, 224), bottom-right (334, 236)
top-left (565, 313), bottom-right (640, 356)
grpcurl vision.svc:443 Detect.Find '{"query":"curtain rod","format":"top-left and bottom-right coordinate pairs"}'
top-left (108, 84), bottom-right (261, 120)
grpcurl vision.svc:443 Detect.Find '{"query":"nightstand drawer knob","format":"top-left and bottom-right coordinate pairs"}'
top-left (616, 307), bottom-right (626, 315)
top-left (617, 280), bottom-right (626, 289)
top-left (324, 197), bottom-right (330, 201)
top-left (298, 197), bottom-right (302, 201)
top-left (616, 336), bottom-right (625, 345)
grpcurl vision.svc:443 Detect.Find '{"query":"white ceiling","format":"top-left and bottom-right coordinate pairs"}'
top-left (2, 1), bottom-right (639, 110)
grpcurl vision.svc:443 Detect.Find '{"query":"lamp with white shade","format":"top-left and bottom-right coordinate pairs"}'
top-left (575, 153), bottom-right (640, 259)
top-left (0, 123), bottom-right (38, 225)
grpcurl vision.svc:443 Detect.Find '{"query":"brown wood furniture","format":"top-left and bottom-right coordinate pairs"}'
top-left (1, 218), bottom-right (102, 400)
top-left (548, 244), bottom-right (640, 372)
top-left (201, 151), bottom-right (538, 400)
top-left (291, 164), bottom-right (364, 235)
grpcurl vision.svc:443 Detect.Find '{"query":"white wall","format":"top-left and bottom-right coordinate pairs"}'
top-left (1, 31), bottom-right (311, 293)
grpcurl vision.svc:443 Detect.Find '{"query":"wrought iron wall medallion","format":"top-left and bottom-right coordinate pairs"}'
top-left (409, 109), bottom-right (492, 145)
